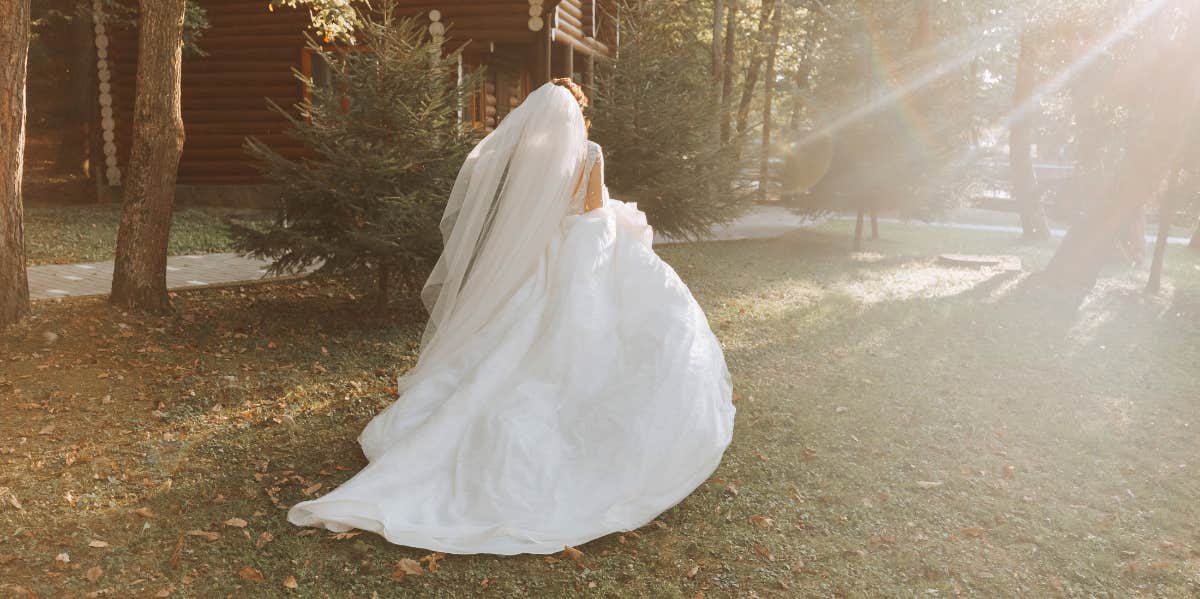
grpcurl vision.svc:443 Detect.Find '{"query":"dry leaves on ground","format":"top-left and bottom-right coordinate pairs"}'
top-left (392, 558), bottom-right (423, 581)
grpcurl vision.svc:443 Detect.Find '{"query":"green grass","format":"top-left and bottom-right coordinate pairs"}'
top-left (23, 204), bottom-right (271, 266)
top-left (2, 221), bottom-right (1199, 597)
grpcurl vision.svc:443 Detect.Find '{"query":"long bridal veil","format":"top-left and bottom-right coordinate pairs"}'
top-left (418, 84), bottom-right (587, 372)
top-left (358, 83), bottom-right (588, 461)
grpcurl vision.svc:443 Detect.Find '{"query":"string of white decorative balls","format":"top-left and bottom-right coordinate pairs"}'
top-left (91, 0), bottom-right (121, 186)
top-left (428, 2), bottom-right (548, 36)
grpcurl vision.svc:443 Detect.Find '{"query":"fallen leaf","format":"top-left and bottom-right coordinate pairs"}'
top-left (916, 481), bottom-right (943, 490)
top-left (8, 494), bottom-right (23, 510)
top-left (560, 546), bottom-right (584, 563)
top-left (960, 526), bottom-right (986, 538)
top-left (480, 576), bottom-right (495, 588)
top-left (134, 507), bottom-right (155, 518)
top-left (283, 575), bottom-right (298, 589)
top-left (686, 564), bottom-right (700, 578)
top-left (256, 531), bottom-right (274, 549)
top-left (154, 588), bottom-right (173, 598)
top-left (238, 566), bottom-right (264, 583)
top-left (420, 552), bottom-right (445, 573)
top-left (223, 517), bottom-right (248, 528)
top-left (392, 558), bottom-right (423, 581)
top-left (752, 544), bottom-right (775, 561)
top-left (749, 514), bottom-right (774, 529)
top-left (88, 540), bottom-right (109, 548)
top-left (186, 529), bottom-right (219, 542)
top-left (85, 566), bottom-right (103, 582)
top-left (55, 552), bottom-right (70, 564)
top-left (331, 531), bottom-right (360, 540)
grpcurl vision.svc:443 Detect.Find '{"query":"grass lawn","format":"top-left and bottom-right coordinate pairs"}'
top-left (23, 204), bottom-right (270, 266)
top-left (2, 221), bottom-right (1198, 597)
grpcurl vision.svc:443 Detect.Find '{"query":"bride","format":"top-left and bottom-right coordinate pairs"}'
top-left (288, 79), bottom-right (736, 555)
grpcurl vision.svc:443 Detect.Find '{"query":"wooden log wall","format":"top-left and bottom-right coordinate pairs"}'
top-left (104, 0), bottom-right (614, 187)
top-left (109, 0), bottom-right (310, 185)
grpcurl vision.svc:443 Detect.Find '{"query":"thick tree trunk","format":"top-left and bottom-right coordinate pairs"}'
top-left (1045, 6), bottom-right (1200, 288)
top-left (0, 0), bottom-right (31, 329)
top-left (734, 0), bottom-right (774, 160)
top-left (1146, 167), bottom-right (1180, 293)
top-left (1011, 32), bottom-right (1049, 240)
top-left (110, 0), bottom-right (186, 312)
top-left (719, 0), bottom-right (737, 145)
top-left (757, 0), bottom-right (783, 201)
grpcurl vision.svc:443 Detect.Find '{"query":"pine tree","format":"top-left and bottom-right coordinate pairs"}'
top-left (590, 0), bottom-right (742, 240)
top-left (234, 7), bottom-right (478, 307)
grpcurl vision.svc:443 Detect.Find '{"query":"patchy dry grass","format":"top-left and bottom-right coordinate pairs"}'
top-left (24, 205), bottom-right (270, 266)
top-left (2, 221), bottom-right (1199, 598)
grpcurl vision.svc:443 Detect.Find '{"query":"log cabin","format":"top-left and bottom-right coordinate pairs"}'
top-left (96, 0), bottom-right (616, 202)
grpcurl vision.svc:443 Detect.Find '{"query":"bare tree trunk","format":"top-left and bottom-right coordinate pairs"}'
top-left (710, 0), bottom-right (720, 150)
top-left (1011, 32), bottom-right (1049, 240)
top-left (853, 208), bottom-right (865, 252)
top-left (870, 209), bottom-right (879, 240)
top-left (110, 0), bottom-right (186, 312)
top-left (757, 0), bottom-right (782, 201)
top-left (1147, 166), bottom-right (1181, 293)
top-left (0, 0), bottom-right (31, 329)
top-left (719, 0), bottom-right (737, 145)
top-left (734, 0), bottom-right (774, 160)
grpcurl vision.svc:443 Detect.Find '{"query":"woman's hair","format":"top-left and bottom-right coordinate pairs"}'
top-left (552, 77), bottom-right (590, 128)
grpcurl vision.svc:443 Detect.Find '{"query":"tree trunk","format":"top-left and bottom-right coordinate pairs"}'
top-left (870, 209), bottom-right (879, 240)
top-left (710, 0), bottom-right (726, 152)
top-left (1011, 32), bottom-right (1049, 240)
top-left (711, 0), bottom-right (724, 87)
top-left (53, 3), bottom-right (95, 178)
top-left (1191, 220), bottom-right (1200, 249)
top-left (853, 208), bottom-right (865, 252)
top-left (0, 0), bottom-right (31, 329)
top-left (110, 0), bottom-right (186, 312)
top-left (719, 0), bottom-right (737, 145)
top-left (1146, 167), bottom-right (1180, 293)
top-left (734, 0), bottom-right (774, 160)
top-left (1045, 6), bottom-right (1200, 288)
top-left (757, 0), bottom-right (783, 201)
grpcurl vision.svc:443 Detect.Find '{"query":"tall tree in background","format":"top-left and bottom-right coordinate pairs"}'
top-left (757, 0), bottom-right (783, 200)
top-left (711, 0), bottom-right (725, 148)
top-left (0, 0), bottom-right (31, 328)
top-left (1044, 2), bottom-right (1200, 288)
top-left (1010, 30), bottom-right (1050, 240)
top-left (734, 0), bottom-right (775, 161)
top-left (719, 0), bottom-right (737, 145)
top-left (1146, 164), bottom-right (1182, 293)
top-left (110, 0), bottom-right (187, 312)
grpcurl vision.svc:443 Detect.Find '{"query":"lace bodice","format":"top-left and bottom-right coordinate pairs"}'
top-left (567, 141), bottom-right (604, 216)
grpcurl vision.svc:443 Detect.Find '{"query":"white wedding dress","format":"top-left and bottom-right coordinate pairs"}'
top-left (288, 84), bottom-right (735, 555)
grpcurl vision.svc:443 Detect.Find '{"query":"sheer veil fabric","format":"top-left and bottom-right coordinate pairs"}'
top-left (288, 83), bottom-right (736, 555)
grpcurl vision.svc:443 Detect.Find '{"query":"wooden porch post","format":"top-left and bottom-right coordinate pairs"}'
top-left (536, 10), bottom-right (552, 83)
top-left (582, 53), bottom-right (595, 94)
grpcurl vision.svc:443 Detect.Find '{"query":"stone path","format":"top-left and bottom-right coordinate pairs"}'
top-left (28, 206), bottom-right (813, 301)
top-left (28, 207), bottom-right (1194, 301)
top-left (28, 255), bottom-right (312, 301)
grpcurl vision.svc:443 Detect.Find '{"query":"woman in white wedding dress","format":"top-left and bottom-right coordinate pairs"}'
top-left (288, 80), bottom-right (736, 555)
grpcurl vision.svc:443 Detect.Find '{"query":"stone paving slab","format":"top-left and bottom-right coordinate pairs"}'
top-left (28, 254), bottom-right (306, 301)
